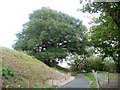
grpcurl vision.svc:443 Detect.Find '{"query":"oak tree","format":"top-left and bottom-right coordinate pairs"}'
top-left (13, 7), bottom-right (88, 66)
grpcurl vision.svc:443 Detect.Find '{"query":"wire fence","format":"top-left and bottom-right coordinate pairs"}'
top-left (95, 71), bottom-right (119, 88)
top-left (3, 72), bottom-right (72, 88)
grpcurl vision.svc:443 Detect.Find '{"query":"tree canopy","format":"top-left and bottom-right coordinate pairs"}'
top-left (13, 7), bottom-right (88, 66)
top-left (80, 1), bottom-right (120, 72)
top-left (80, 1), bottom-right (120, 28)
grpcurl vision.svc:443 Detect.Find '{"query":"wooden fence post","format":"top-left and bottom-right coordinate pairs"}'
top-left (107, 72), bottom-right (110, 88)
top-left (98, 80), bottom-right (101, 88)
top-left (96, 71), bottom-right (101, 88)
top-left (42, 80), bottom-right (44, 88)
top-left (108, 72), bottom-right (109, 84)
top-left (28, 80), bottom-right (30, 88)
top-left (92, 70), bottom-right (95, 73)
top-left (5, 85), bottom-right (10, 90)
top-left (52, 78), bottom-right (53, 85)
top-left (65, 76), bottom-right (67, 80)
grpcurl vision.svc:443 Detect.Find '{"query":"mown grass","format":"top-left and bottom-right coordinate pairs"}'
top-left (84, 73), bottom-right (97, 88)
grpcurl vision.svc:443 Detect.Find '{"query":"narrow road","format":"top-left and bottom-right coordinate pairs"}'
top-left (58, 74), bottom-right (90, 89)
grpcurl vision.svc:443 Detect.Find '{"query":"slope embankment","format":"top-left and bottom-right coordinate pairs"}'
top-left (0, 46), bottom-right (74, 88)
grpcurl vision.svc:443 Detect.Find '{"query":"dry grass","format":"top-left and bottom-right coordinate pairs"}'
top-left (0, 46), bottom-right (67, 88)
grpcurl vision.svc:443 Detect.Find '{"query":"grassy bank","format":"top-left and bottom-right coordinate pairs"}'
top-left (1, 46), bottom-right (66, 88)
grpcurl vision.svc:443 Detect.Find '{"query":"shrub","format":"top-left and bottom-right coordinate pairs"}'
top-left (2, 66), bottom-right (15, 79)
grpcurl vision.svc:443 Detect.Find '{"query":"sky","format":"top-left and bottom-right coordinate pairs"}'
top-left (0, 0), bottom-right (93, 49)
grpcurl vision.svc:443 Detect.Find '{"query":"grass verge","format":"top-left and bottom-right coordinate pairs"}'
top-left (48, 85), bottom-right (58, 88)
top-left (84, 72), bottom-right (97, 88)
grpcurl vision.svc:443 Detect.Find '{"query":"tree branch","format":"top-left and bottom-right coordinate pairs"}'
top-left (103, 2), bottom-right (120, 28)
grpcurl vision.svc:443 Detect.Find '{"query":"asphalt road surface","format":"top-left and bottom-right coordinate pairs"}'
top-left (58, 74), bottom-right (90, 89)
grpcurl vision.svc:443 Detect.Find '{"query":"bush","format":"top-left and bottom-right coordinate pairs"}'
top-left (2, 66), bottom-right (15, 79)
top-left (85, 57), bottom-right (105, 72)
top-left (85, 57), bottom-right (117, 72)
top-left (103, 57), bottom-right (117, 72)
top-left (70, 65), bottom-right (79, 72)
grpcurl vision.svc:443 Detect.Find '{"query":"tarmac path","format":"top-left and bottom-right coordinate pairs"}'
top-left (58, 74), bottom-right (90, 89)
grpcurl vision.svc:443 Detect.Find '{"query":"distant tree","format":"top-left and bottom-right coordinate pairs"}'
top-left (13, 7), bottom-right (88, 66)
top-left (66, 54), bottom-right (87, 72)
top-left (67, 55), bottom-right (105, 72)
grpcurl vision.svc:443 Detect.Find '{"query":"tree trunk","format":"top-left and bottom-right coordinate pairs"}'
top-left (118, 51), bottom-right (120, 73)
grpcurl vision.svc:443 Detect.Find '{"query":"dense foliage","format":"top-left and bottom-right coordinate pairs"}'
top-left (13, 7), bottom-right (88, 66)
top-left (91, 14), bottom-right (119, 71)
top-left (80, 1), bottom-right (120, 72)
